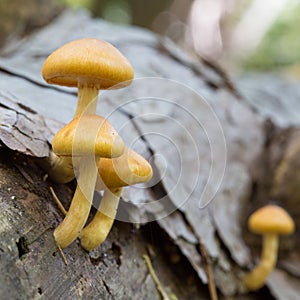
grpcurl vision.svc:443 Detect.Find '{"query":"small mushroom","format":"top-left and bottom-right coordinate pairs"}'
top-left (80, 147), bottom-right (153, 251)
top-left (42, 38), bottom-right (134, 117)
top-left (41, 38), bottom-right (133, 183)
top-left (38, 149), bottom-right (75, 183)
top-left (243, 204), bottom-right (295, 291)
top-left (52, 114), bottom-right (124, 249)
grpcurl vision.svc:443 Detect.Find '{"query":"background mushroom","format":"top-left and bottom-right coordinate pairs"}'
top-left (243, 204), bottom-right (295, 291)
top-left (41, 38), bottom-right (134, 183)
top-left (52, 114), bottom-right (125, 249)
top-left (80, 147), bottom-right (153, 251)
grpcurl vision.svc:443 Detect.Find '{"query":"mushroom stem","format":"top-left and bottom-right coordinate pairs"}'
top-left (40, 82), bottom-right (100, 183)
top-left (243, 233), bottom-right (278, 291)
top-left (54, 155), bottom-right (98, 249)
top-left (41, 85), bottom-right (98, 182)
top-left (80, 187), bottom-right (122, 251)
top-left (75, 84), bottom-right (99, 118)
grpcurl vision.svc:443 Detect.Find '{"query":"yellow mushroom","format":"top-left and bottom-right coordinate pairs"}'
top-left (80, 147), bottom-right (153, 251)
top-left (243, 204), bottom-right (295, 291)
top-left (52, 114), bottom-right (124, 249)
top-left (42, 38), bottom-right (134, 117)
top-left (41, 38), bottom-right (134, 183)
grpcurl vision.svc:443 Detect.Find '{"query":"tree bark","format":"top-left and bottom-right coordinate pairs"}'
top-left (0, 8), bottom-right (300, 299)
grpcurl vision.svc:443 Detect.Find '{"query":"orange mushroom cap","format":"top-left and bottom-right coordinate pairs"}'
top-left (248, 204), bottom-right (295, 235)
top-left (52, 114), bottom-right (124, 158)
top-left (97, 147), bottom-right (153, 188)
top-left (42, 38), bottom-right (134, 89)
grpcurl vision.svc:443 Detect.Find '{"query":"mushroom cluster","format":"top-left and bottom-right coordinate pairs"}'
top-left (42, 38), bottom-right (153, 251)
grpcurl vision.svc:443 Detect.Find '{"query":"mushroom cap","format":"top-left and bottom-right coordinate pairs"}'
top-left (42, 38), bottom-right (134, 89)
top-left (97, 147), bottom-right (153, 188)
top-left (52, 115), bottom-right (124, 158)
top-left (248, 205), bottom-right (295, 235)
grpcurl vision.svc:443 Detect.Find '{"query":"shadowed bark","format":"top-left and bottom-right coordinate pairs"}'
top-left (0, 8), bottom-right (300, 300)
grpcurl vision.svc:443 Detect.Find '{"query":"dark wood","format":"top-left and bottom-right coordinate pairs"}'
top-left (0, 9), bottom-right (300, 299)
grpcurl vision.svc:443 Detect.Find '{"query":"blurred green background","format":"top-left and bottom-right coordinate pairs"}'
top-left (58, 0), bottom-right (300, 72)
top-left (1, 0), bottom-right (299, 74)
top-left (244, 2), bottom-right (300, 71)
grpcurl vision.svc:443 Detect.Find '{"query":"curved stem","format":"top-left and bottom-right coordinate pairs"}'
top-left (80, 187), bottom-right (122, 251)
top-left (54, 156), bottom-right (98, 249)
top-left (74, 84), bottom-right (99, 118)
top-left (243, 234), bottom-right (278, 291)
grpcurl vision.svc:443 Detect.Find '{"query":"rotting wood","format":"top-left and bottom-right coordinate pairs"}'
top-left (0, 8), bottom-right (299, 299)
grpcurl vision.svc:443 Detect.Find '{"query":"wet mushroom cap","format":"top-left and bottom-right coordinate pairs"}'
top-left (42, 38), bottom-right (134, 89)
top-left (98, 147), bottom-right (153, 188)
top-left (248, 204), bottom-right (295, 235)
top-left (52, 114), bottom-right (124, 158)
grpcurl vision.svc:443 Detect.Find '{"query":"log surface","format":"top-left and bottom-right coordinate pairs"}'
top-left (0, 8), bottom-right (299, 299)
